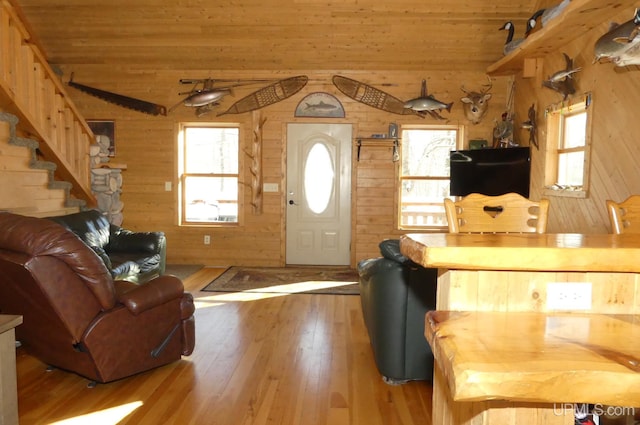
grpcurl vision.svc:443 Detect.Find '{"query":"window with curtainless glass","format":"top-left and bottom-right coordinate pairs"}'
top-left (179, 124), bottom-right (240, 225)
top-left (399, 126), bottom-right (462, 229)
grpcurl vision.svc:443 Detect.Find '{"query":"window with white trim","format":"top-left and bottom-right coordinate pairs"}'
top-left (179, 124), bottom-right (240, 225)
top-left (399, 126), bottom-right (461, 229)
top-left (543, 94), bottom-right (592, 198)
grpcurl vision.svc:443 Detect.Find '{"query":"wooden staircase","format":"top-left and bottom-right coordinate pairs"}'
top-left (0, 0), bottom-right (96, 213)
top-left (0, 112), bottom-right (84, 216)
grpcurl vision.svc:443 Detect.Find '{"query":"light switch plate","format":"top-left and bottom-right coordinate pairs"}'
top-left (263, 183), bottom-right (279, 192)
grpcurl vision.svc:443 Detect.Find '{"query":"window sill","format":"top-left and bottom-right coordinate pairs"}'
top-left (399, 225), bottom-right (449, 232)
top-left (542, 186), bottom-right (587, 199)
top-left (180, 222), bottom-right (239, 228)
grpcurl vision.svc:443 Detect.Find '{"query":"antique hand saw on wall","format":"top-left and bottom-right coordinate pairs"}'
top-left (67, 75), bottom-right (167, 116)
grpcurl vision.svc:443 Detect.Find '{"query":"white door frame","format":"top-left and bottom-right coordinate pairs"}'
top-left (285, 123), bottom-right (352, 266)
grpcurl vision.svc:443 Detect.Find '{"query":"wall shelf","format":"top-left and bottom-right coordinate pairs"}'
top-left (486, 0), bottom-right (638, 76)
top-left (355, 138), bottom-right (399, 162)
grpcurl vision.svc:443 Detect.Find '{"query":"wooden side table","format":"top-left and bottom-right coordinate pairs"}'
top-left (0, 315), bottom-right (22, 425)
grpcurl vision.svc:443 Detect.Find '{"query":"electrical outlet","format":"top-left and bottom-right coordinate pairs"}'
top-left (203, 235), bottom-right (211, 245)
top-left (547, 282), bottom-right (592, 310)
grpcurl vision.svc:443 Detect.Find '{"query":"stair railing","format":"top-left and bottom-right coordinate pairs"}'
top-left (0, 0), bottom-right (95, 205)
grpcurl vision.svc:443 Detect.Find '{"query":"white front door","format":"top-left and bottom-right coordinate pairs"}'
top-left (285, 123), bottom-right (352, 265)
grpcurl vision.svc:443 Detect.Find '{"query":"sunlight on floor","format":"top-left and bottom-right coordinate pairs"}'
top-left (194, 280), bottom-right (357, 309)
top-left (49, 401), bottom-right (143, 425)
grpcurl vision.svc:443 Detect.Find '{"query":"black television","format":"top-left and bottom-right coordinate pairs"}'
top-left (449, 147), bottom-right (531, 197)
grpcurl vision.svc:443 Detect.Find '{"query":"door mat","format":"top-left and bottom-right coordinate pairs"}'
top-left (202, 266), bottom-right (360, 295)
top-left (165, 264), bottom-right (205, 280)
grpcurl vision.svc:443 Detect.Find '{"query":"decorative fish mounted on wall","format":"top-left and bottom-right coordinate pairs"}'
top-left (404, 79), bottom-right (452, 120)
top-left (67, 74), bottom-right (167, 116)
top-left (594, 8), bottom-right (640, 67)
top-left (542, 53), bottom-right (579, 100)
top-left (168, 78), bottom-right (278, 116)
top-left (332, 75), bottom-right (421, 116)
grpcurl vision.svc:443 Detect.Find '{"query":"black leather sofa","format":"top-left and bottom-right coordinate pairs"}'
top-left (357, 239), bottom-right (437, 384)
top-left (48, 209), bottom-right (166, 284)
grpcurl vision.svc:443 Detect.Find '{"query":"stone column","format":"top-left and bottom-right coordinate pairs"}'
top-left (89, 135), bottom-right (125, 225)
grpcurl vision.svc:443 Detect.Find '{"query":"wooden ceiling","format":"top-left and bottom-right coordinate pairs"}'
top-left (13, 0), bottom-right (546, 72)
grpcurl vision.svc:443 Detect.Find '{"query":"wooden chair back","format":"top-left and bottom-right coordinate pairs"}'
top-left (444, 192), bottom-right (550, 234)
top-left (606, 195), bottom-right (640, 234)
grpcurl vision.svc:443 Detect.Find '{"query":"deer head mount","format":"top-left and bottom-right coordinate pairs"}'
top-left (460, 77), bottom-right (493, 125)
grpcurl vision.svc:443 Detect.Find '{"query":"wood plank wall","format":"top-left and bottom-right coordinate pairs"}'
top-left (53, 67), bottom-right (507, 266)
top-left (516, 8), bottom-right (640, 234)
top-left (2, 5), bottom-right (639, 266)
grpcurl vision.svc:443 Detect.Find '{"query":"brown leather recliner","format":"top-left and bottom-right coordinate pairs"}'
top-left (0, 212), bottom-right (196, 384)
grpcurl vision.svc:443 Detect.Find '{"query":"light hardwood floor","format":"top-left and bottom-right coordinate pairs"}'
top-left (15, 267), bottom-right (433, 425)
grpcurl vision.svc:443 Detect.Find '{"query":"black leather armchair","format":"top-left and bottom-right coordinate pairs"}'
top-left (357, 239), bottom-right (437, 384)
top-left (48, 209), bottom-right (166, 284)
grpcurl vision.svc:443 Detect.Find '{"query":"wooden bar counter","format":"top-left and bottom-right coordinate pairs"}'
top-left (400, 233), bottom-right (640, 314)
top-left (400, 233), bottom-right (640, 425)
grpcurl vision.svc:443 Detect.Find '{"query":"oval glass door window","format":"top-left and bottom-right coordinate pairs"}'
top-left (304, 142), bottom-right (334, 214)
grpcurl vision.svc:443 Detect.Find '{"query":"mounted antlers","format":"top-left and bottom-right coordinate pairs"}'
top-left (460, 77), bottom-right (493, 125)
